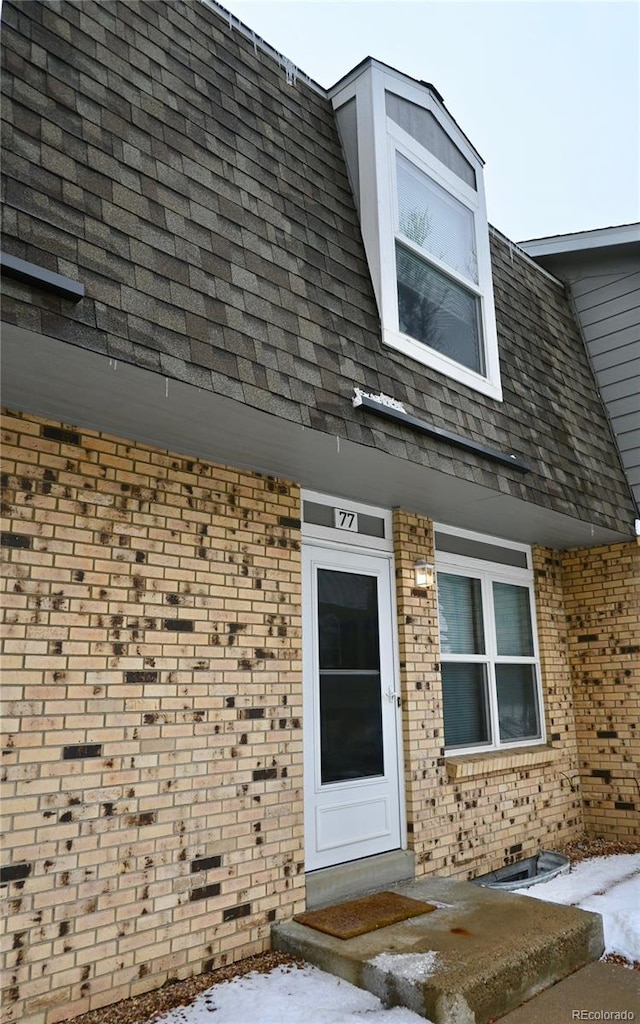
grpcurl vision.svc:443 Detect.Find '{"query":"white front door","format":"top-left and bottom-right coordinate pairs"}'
top-left (303, 543), bottom-right (403, 871)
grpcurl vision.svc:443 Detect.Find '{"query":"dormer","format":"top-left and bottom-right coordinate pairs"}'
top-left (330, 59), bottom-right (502, 401)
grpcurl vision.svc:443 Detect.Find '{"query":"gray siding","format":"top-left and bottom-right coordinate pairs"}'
top-left (566, 256), bottom-right (640, 510)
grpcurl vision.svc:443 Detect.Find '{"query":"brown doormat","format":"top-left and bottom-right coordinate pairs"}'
top-left (294, 890), bottom-right (437, 940)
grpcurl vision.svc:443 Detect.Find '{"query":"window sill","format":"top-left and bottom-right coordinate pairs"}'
top-left (445, 745), bottom-right (559, 781)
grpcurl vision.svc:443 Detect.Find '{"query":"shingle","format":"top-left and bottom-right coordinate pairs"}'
top-left (126, 315), bottom-right (189, 361)
top-left (96, 302), bottom-right (129, 338)
top-left (1, 292), bottom-right (43, 334)
top-left (265, 368), bottom-right (292, 399)
top-left (159, 353), bottom-right (211, 389)
top-left (220, 328), bottom-right (256, 362)
top-left (184, 312), bottom-right (225, 347)
top-left (107, 335), bottom-right (136, 362)
top-left (190, 340), bottom-right (237, 378)
top-left (130, 344), bottom-right (161, 372)
top-left (40, 309), bottom-right (107, 353)
top-left (242, 384), bottom-right (304, 423)
top-left (211, 372), bottom-right (245, 403)
top-left (1, 0), bottom-right (634, 534)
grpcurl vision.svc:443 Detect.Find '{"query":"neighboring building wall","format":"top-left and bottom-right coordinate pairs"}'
top-left (0, 409), bottom-right (304, 1024)
top-left (562, 541), bottom-right (640, 839)
top-left (563, 256), bottom-right (640, 512)
top-left (394, 513), bottom-right (584, 879)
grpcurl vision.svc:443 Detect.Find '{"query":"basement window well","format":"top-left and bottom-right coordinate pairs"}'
top-left (473, 850), bottom-right (569, 891)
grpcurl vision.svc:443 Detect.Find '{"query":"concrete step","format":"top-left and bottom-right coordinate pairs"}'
top-left (272, 876), bottom-right (604, 1024)
top-left (306, 850), bottom-right (416, 910)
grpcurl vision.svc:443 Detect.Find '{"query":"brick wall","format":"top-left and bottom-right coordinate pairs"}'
top-left (394, 512), bottom-right (583, 878)
top-left (562, 541), bottom-right (640, 838)
top-left (393, 511), bottom-right (442, 861)
top-left (0, 409), bottom-right (304, 1024)
top-left (4, 407), bottom-right (635, 1023)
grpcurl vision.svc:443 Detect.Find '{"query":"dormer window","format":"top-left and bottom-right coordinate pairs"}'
top-left (331, 61), bottom-right (502, 401)
top-left (395, 153), bottom-right (483, 376)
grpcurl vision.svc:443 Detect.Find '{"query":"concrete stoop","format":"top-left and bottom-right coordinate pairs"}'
top-left (271, 876), bottom-right (605, 1024)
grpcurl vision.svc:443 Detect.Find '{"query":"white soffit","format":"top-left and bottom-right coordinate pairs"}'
top-left (1, 323), bottom-right (633, 550)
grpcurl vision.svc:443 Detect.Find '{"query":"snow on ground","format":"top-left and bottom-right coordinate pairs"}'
top-left (514, 853), bottom-right (640, 962)
top-left (151, 854), bottom-right (639, 1024)
top-left (154, 962), bottom-right (428, 1024)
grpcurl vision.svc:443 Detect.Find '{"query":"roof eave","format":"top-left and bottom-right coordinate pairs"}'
top-left (519, 222), bottom-right (640, 259)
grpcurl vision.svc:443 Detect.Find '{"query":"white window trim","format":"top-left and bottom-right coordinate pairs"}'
top-left (435, 527), bottom-right (545, 756)
top-left (330, 61), bottom-right (502, 402)
top-left (387, 129), bottom-right (501, 398)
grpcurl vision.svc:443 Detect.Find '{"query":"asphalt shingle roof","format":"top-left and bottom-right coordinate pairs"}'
top-left (0, 0), bottom-right (634, 533)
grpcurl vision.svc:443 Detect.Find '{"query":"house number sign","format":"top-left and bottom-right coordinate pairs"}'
top-left (334, 508), bottom-right (358, 532)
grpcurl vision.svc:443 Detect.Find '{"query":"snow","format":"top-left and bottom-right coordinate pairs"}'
top-left (369, 950), bottom-right (439, 982)
top-left (152, 854), bottom-right (639, 1024)
top-left (514, 853), bottom-right (640, 962)
top-left (155, 963), bottom-right (428, 1024)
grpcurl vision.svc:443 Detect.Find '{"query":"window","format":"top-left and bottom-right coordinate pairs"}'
top-left (395, 153), bottom-right (484, 377)
top-left (388, 127), bottom-right (500, 397)
top-left (330, 61), bottom-right (502, 401)
top-left (436, 529), bottom-right (544, 753)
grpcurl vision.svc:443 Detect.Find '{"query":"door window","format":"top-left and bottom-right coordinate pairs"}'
top-left (317, 569), bottom-right (384, 783)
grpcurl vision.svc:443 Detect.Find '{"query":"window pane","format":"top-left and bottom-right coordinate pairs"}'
top-left (317, 570), bottom-right (380, 671)
top-left (397, 243), bottom-right (483, 375)
top-left (320, 672), bottom-right (384, 783)
top-left (493, 583), bottom-right (534, 656)
top-left (496, 665), bottom-right (540, 741)
top-left (386, 94), bottom-right (476, 190)
top-left (317, 571), bottom-right (384, 783)
top-left (397, 154), bottom-right (478, 283)
top-left (437, 573), bottom-right (485, 654)
top-left (442, 663), bottom-right (490, 748)
top-left (435, 531), bottom-right (528, 568)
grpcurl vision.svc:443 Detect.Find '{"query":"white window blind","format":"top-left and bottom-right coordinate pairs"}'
top-left (493, 583), bottom-right (534, 656)
top-left (396, 244), bottom-right (483, 374)
top-left (437, 573), bottom-right (484, 654)
top-left (396, 154), bottom-right (478, 283)
top-left (442, 663), bottom-right (490, 748)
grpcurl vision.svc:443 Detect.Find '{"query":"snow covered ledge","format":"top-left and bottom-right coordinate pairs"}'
top-left (446, 745), bottom-right (559, 780)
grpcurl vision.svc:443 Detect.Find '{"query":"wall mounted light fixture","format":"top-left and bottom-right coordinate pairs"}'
top-left (414, 558), bottom-right (435, 588)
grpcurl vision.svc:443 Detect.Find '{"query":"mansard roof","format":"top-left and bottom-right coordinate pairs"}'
top-left (0, 0), bottom-right (635, 543)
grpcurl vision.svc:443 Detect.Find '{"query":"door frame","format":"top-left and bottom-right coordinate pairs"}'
top-left (301, 492), bottom-right (406, 872)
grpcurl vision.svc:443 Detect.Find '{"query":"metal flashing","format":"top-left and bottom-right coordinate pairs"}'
top-left (353, 391), bottom-right (530, 473)
top-left (1, 252), bottom-right (85, 302)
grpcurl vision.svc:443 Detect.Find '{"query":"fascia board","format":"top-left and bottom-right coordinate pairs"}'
top-left (520, 223), bottom-right (640, 258)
